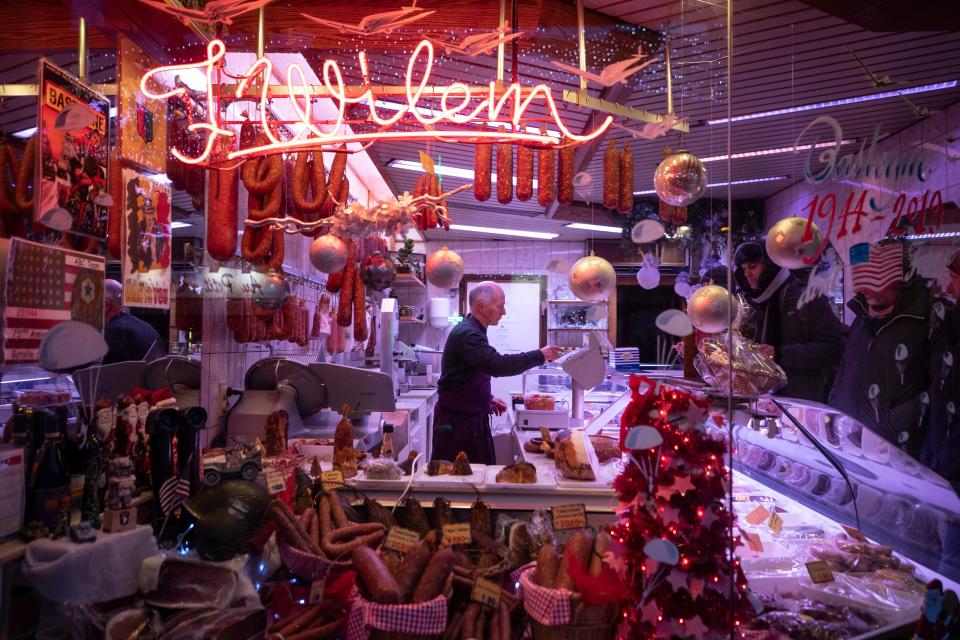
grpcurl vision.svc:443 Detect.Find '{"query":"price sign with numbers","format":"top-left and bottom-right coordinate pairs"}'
top-left (805, 560), bottom-right (835, 584)
top-left (738, 528), bottom-right (764, 553)
top-left (767, 511), bottom-right (783, 536)
top-left (321, 470), bottom-right (344, 491)
top-left (384, 527), bottom-right (421, 553)
top-left (551, 504), bottom-right (587, 530)
top-left (309, 576), bottom-right (327, 604)
top-left (266, 470), bottom-right (286, 494)
top-left (470, 578), bottom-right (502, 608)
top-left (745, 505), bottom-right (770, 526)
top-left (441, 523), bottom-right (472, 547)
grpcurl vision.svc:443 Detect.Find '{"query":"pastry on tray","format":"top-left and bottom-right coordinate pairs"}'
top-left (523, 437), bottom-right (544, 454)
top-left (398, 451), bottom-right (418, 475)
top-left (426, 459), bottom-right (453, 476)
top-left (451, 451), bottom-right (473, 475)
top-left (589, 435), bottom-right (620, 463)
top-left (554, 431), bottom-right (597, 481)
top-left (496, 461), bottom-right (537, 484)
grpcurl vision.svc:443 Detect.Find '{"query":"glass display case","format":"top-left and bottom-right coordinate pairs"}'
top-left (546, 300), bottom-right (608, 330)
top-left (519, 364), bottom-right (628, 425)
top-left (0, 365), bottom-right (81, 428)
top-left (724, 394), bottom-right (960, 583)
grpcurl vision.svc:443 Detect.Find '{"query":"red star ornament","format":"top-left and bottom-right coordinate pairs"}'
top-left (640, 599), bottom-right (661, 624)
top-left (681, 615), bottom-right (710, 639)
top-left (666, 569), bottom-right (688, 592)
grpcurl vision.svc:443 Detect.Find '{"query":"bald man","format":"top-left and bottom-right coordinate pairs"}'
top-left (103, 279), bottom-right (164, 365)
top-left (433, 281), bottom-right (561, 464)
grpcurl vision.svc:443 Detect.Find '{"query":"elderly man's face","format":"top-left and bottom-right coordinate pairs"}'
top-left (476, 289), bottom-right (507, 326)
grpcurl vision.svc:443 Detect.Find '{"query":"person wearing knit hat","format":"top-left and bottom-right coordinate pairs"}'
top-left (829, 241), bottom-right (949, 459)
top-left (731, 239), bottom-right (843, 403)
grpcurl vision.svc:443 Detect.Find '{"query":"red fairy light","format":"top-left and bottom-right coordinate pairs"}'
top-left (140, 38), bottom-right (613, 165)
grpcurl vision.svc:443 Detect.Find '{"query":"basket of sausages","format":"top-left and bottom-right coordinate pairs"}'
top-left (267, 492), bottom-right (384, 580)
top-left (520, 529), bottom-right (619, 640)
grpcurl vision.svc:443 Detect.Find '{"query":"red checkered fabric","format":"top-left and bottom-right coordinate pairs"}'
top-left (519, 567), bottom-right (573, 626)
top-left (278, 542), bottom-right (350, 581)
top-left (346, 588), bottom-right (448, 639)
top-left (511, 560), bottom-right (536, 586)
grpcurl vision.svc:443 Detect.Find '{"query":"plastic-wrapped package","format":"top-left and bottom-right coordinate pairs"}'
top-left (695, 330), bottom-right (788, 397)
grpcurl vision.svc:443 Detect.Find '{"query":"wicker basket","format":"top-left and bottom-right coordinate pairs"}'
top-left (347, 590), bottom-right (448, 640)
top-left (368, 632), bottom-right (441, 640)
top-left (520, 568), bottom-right (617, 640)
top-left (530, 618), bottom-right (616, 640)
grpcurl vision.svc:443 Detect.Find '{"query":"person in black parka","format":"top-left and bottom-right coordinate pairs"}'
top-left (733, 241), bottom-right (844, 403)
top-left (828, 261), bottom-right (948, 459)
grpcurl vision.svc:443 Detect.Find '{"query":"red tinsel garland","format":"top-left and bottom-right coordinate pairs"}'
top-left (611, 375), bottom-right (756, 639)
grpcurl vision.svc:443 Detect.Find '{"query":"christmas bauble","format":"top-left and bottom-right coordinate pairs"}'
top-left (637, 266), bottom-right (660, 289)
top-left (254, 270), bottom-right (289, 309)
top-left (654, 151), bottom-right (707, 207)
top-left (425, 246), bottom-right (464, 289)
top-left (686, 284), bottom-right (732, 333)
top-left (309, 235), bottom-right (349, 273)
top-left (766, 217), bottom-right (822, 269)
top-left (359, 252), bottom-right (396, 292)
top-left (568, 254), bottom-right (616, 302)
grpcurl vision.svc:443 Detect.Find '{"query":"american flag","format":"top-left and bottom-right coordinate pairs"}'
top-left (159, 458), bottom-right (192, 516)
top-left (851, 243), bottom-right (903, 295)
top-left (3, 238), bottom-right (104, 364)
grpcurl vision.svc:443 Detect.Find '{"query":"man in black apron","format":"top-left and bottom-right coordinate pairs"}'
top-left (432, 281), bottom-right (561, 464)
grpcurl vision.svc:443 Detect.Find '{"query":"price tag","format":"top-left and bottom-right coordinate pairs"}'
top-left (384, 526), bottom-right (421, 553)
top-left (805, 560), bottom-right (835, 584)
top-left (767, 511), bottom-right (783, 536)
top-left (738, 528), bottom-right (764, 553)
top-left (308, 576), bottom-right (327, 604)
top-left (551, 504), bottom-right (587, 530)
top-left (842, 525), bottom-right (868, 542)
top-left (441, 523), bottom-right (472, 547)
top-left (745, 505), bottom-right (770, 526)
top-left (266, 470), bottom-right (286, 494)
top-left (470, 577), bottom-right (502, 608)
top-left (321, 470), bottom-right (344, 491)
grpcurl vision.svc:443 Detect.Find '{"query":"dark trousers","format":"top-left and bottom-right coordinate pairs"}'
top-left (431, 405), bottom-right (496, 465)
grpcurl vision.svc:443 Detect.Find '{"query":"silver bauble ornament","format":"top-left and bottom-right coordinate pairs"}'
top-left (568, 254), bottom-right (616, 302)
top-left (309, 235), bottom-right (348, 273)
top-left (359, 252), bottom-right (396, 292)
top-left (686, 284), bottom-right (732, 333)
top-left (766, 217), bottom-right (822, 269)
top-left (425, 246), bottom-right (464, 289)
top-left (254, 270), bottom-right (289, 310)
top-left (654, 151), bottom-right (707, 206)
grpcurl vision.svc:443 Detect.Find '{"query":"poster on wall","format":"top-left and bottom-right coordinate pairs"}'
top-left (117, 35), bottom-right (168, 173)
top-left (0, 237), bottom-right (105, 365)
top-left (35, 59), bottom-right (110, 240)
top-left (120, 168), bottom-right (171, 309)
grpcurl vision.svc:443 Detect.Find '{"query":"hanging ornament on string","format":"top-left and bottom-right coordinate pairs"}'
top-left (425, 246), bottom-right (464, 289)
top-left (573, 171), bottom-right (593, 202)
top-left (568, 253), bottom-right (616, 302)
top-left (654, 149), bottom-right (707, 207)
top-left (766, 217), bottom-right (823, 269)
top-left (636, 253), bottom-right (660, 289)
top-left (359, 252), bottom-right (396, 292)
top-left (673, 271), bottom-right (691, 298)
top-left (655, 309), bottom-right (693, 337)
top-left (686, 284), bottom-right (732, 333)
top-left (631, 219), bottom-right (665, 244)
top-left (309, 235), bottom-right (349, 273)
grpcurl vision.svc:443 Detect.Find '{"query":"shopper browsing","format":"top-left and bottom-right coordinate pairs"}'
top-left (103, 279), bottom-right (164, 365)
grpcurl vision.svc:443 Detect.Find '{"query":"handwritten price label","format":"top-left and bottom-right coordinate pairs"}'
top-left (266, 470), bottom-right (286, 494)
top-left (441, 523), bottom-right (472, 547)
top-left (470, 577), bottom-right (502, 608)
top-left (551, 504), bottom-right (587, 530)
top-left (738, 528), bottom-right (764, 553)
top-left (767, 512), bottom-right (783, 536)
top-left (744, 505), bottom-right (770, 526)
top-left (384, 527), bottom-right (421, 553)
top-left (321, 470), bottom-right (344, 491)
top-left (805, 560), bottom-right (835, 584)
top-left (309, 576), bottom-right (327, 604)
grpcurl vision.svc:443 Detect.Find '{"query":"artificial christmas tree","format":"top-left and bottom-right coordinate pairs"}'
top-left (611, 375), bottom-right (756, 639)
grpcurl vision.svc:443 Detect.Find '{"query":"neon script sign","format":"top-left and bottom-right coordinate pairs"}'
top-left (140, 39), bottom-right (612, 165)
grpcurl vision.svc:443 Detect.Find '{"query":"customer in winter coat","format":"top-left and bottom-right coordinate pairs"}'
top-left (828, 242), bottom-right (947, 458)
top-left (922, 250), bottom-right (960, 487)
top-left (733, 241), bottom-right (844, 403)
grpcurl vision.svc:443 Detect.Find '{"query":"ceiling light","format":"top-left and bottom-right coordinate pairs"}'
top-left (700, 140), bottom-right (855, 162)
top-left (14, 106), bottom-right (119, 139)
top-left (707, 81), bottom-right (958, 125)
top-left (634, 175), bottom-right (788, 195)
top-left (171, 221), bottom-right (193, 229)
top-left (390, 159), bottom-right (538, 188)
top-left (448, 223), bottom-right (558, 240)
top-left (565, 222), bottom-right (622, 234)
